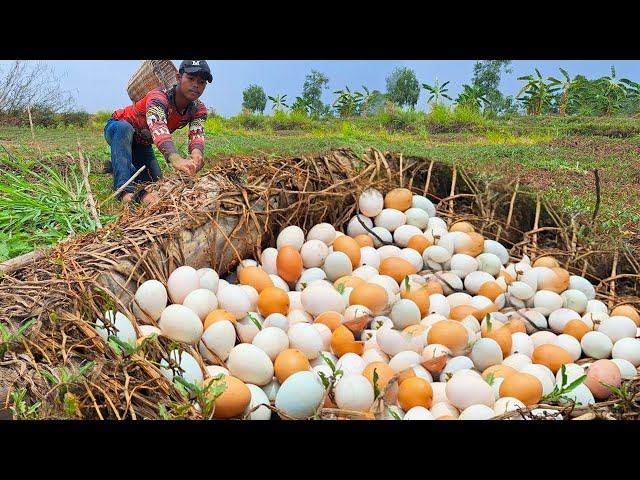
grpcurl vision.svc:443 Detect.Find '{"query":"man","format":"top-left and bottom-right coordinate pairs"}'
top-left (104, 60), bottom-right (212, 204)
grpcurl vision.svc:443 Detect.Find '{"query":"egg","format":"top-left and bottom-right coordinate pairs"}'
top-left (306, 223), bottom-right (337, 246)
top-left (397, 377), bottom-right (433, 411)
top-left (598, 316), bottom-right (637, 343)
top-left (374, 209), bottom-right (406, 233)
top-left (581, 331), bottom-right (613, 359)
top-left (445, 374), bottom-right (495, 409)
top-left (275, 371), bottom-right (325, 419)
top-left (610, 305), bottom-right (640, 327)
top-left (158, 304), bottom-right (203, 344)
top-left (167, 265), bottom-right (200, 304)
top-left (583, 359), bottom-right (622, 399)
top-left (346, 214), bottom-right (374, 238)
top-left (276, 246), bottom-right (304, 283)
top-left (531, 344), bottom-right (573, 374)
top-left (204, 309), bottom-right (236, 329)
top-left (611, 338), bottom-right (640, 366)
top-left (276, 225), bottom-right (305, 251)
top-left (199, 320), bottom-right (236, 363)
top-left (159, 348), bottom-right (204, 388)
top-left (205, 375), bottom-right (251, 419)
top-left (217, 284), bottom-right (252, 320)
top-left (367, 227), bottom-right (393, 248)
top-left (196, 268), bottom-right (220, 293)
top-left (95, 310), bottom-right (137, 347)
top-left (499, 372), bottom-right (542, 406)
top-left (132, 279), bottom-right (168, 322)
top-left (411, 194), bottom-right (436, 217)
top-left (334, 374), bottom-right (375, 412)
top-left (611, 358), bottom-right (637, 379)
top-left (181, 288), bottom-right (219, 322)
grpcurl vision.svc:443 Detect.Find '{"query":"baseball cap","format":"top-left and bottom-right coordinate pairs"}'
top-left (179, 60), bottom-right (213, 83)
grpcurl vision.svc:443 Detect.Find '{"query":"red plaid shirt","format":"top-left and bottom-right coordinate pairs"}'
top-left (112, 86), bottom-right (207, 159)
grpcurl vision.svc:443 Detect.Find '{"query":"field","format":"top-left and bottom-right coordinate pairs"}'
top-left (1, 113), bottom-right (639, 263)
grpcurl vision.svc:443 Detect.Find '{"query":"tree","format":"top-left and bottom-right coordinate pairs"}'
top-left (455, 84), bottom-right (488, 111)
top-left (354, 86), bottom-right (374, 116)
top-left (268, 93), bottom-right (289, 112)
top-left (364, 90), bottom-right (387, 116)
top-left (471, 60), bottom-right (512, 114)
top-left (421, 78), bottom-right (452, 107)
top-left (516, 69), bottom-right (558, 115)
top-left (0, 60), bottom-right (75, 119)
top-left (547, 68), bottom-right (577, 116)
top-left (241, 84), bottom-right (267, 114)
top-left (302, 69), bottom-right (330, 117)
top-left (385, 67), bottom-right (420, 109)
top-left (333, 87), bottom-right (362, 118)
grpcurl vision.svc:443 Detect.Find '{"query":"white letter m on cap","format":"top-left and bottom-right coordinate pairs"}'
top-left (192, 61), bottom-right (200, 65)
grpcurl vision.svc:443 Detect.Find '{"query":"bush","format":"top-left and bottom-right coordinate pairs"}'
top-left (58, 110), bottom-right (90, 127)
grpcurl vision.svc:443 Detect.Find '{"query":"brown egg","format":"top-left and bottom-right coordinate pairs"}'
top-left (423, 281), bottom-right (444, 296)
top-left (538, 267), bottom-right (570, 294)
top-left (314, 311), bottom-right (344, 331)
top-left (498, 270), bottom-right (515, 285)
top-left (407, 235), bottom-right (431, 254)
top-left (583, 359), bottom-right (622, 399)
top-left (478, 282), bottom-right (505, 302)
top-left (610, 305), bottom-right (640, 327)
top-left (362, 362), bottom-right (395, 392)
top-left (332, 236), bottom-right (362, 268)
top-left (482, 324), bottom-right (513, 357)
top-left (397, 377), bottom-right (433, 411)
top-left (499, 372), bottom-right (542, 406)
top-left (331, 325), bottom-right (365, 357)
top-left (204, 309), bottom-right (236, 330)
top-left (238, 266), bottom-right (274, 293)
top-left (402, 286), bottom-right (430, 317)
top-left (353, 234), bottom-right (374, 248)
top-left (531, 344), bottom-right (573, 374)
top-left (458, 232), bottom-right (485, 257)
top-left (563, 319), bottom-right (591, 341)
top-left (481, 364), bottom-right (518, 380)
top-left (384, 188), bottom-right (413, 211)
top-left (257, 286), bottom-right (290, 317)
top-left (379, 257), bottom-right (417, 283)
top-left (449, 221), bottom-right (475, 233)
top-left (276, 246), bottom-right (303, 282)
top-left (449, 305), bottom-right (480, 321)
top-left (350, 283), bottom-right (388, 313)
top-left (474, 303), bottom-right (498, 320)
top-left (505, 319), bottom-right (527, 334)
top-left (333, 275), bottom-right (365, 290)
top-left (274, 349), bottom-right (311, 384)
top-left (533, 256), bottom-right (559, 268)
top-left (426, 320), bottom-right (469, 354)
top-left (205, 375), bottom-right (251, 419)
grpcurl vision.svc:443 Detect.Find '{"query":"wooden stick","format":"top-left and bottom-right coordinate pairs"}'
top-left (423, 159), bottom-right (434, 196)
top-left (0, 249), bottom-right (46, 274)
top-left (592, 168), bottom-right (601, 224)
top-left (98, 165), bottom-right (147, 207)
top-left (398, 152), bottom-right (404, 188)
top-left (505, 179), bottom-right (519, 231)
top-left (609, 251), bottom-right (619, 307)
top-left (449, 164), bottom-right (457, 216)
top-left (26, 103), bottom-right (42, 157)
top-left (75, 143), bottom-right (102, 229)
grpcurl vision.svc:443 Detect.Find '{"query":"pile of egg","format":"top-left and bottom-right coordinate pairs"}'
top-left (96, 187), bottom-right (640, 420)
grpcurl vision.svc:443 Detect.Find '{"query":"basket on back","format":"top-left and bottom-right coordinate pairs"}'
top-left (126, 60), bottom-right (178, 103)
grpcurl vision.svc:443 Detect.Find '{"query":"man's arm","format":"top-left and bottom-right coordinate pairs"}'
top-left (146, 91), bottom-right (196, 176)
top-left (187, 104), bottom-right (208, 172)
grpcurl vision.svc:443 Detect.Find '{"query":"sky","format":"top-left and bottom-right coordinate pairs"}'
top-left (1, 60), bottom-right (639, 117)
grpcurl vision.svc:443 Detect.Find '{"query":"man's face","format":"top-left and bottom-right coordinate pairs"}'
top-left (178, 72), bottom-right (208, 102)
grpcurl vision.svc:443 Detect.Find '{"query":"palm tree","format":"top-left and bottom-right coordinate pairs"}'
top-left (421, 78), bottom-right (452, 107)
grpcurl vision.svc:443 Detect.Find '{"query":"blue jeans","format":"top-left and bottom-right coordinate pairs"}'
top-left (104, 118), bottom-right (163, 198)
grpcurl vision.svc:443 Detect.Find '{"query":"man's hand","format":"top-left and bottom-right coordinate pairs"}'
top-left (189, 150), bottom-right (205, 173)
top-left (168, 154), bottom-right (196, 176)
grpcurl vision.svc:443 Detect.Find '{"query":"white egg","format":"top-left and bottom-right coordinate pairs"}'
top-left (262, 313), bottom-right (290, 332)
top-left (217, 284), bottom-right (252, 319)
top-left (158, 304), bottom-right (203, 344)
top-left (167, 265), bottom-right (200, 304)
top-left (404, 208), bottom-right (429, 230)
top-left (568, 275), bottom-right (596, 300)
top-left (581, 331), bottom-right (614, 359)
top-left (411, 194), bottom-right (436, 217)
top-left (159, 349), bottom-right (204, 388)
top-left (533, 290), bottom-right (563, 316)
top-left (245, 384), bottom-right (272, 420)
top-left (359, 189), bottom-right (384, 217)
top-left (199, 320), bottom-right (236, 363)
top-left (236, 259), bottom-right (258, 276)
top-left (133, 279), bottom-right (167, 322)
top-left (403, 406), bottom-right (435, 420)
top-left (611, 338), bottom-right (640, 367)
top-left (464, 271), bottom-right (496, 295)
top-left (510, 332), bottom-right (535, 358)
top-left (306, 223), bottom-right (337, 246)
top-left (361, 348), bottom-right (390, 364)
top-left (322, 251), bottom-right (353, 281)
top-left (277, 225), bottom-right (305, 251)
top-left (610, 358), bottom-right (637, 379)
top-left (459, 404), bottom-right (496, 420)
top-left (95, 310), bottom-right (137, 347)
top-left (226, 343), bottom-right (274, 386)
top-left (502, 353), bottom-right (532, 371)
top-left (182, 288), bottom-right (218, 321)
top-left (399, 248), bottom-right (424, 272)
top-left (470, 338), bottom-right (503, 371)
top-left (374, 209), bottom-right (406, 232)
top-left (445, 374), bottom-right (495, 410)
top-left (548, 308), bottom-right (581, 333)
top-left (288, 322), bottom-right (324, 360)
top-left (393, 225), bottom-right (423, 247)
top-left (439, 356), bottom-right (475, 382)
top-left (586, 299), bottom-right (608, 314)
top-left (390, 299), bottom-right (421, 330)
top-left (561, 289), bottom-right (588, 314)
top-left (368, 227), bottom-right (393, 248)
top-left (268, 275), bottom-right (290, 292)
top-left (261, 377), bottom-right (280, 402)
top-left (300, 240), bottom-right (330, 268)
top-left (336, 352), bottom-right (367, 377)
top-left (275, 371), bottom-right (325, 419)
top-left (429, 402), bottom-right (459, 419)
top-left (197, 268), bottom-right (220, 293)
top-left (347, 214), bottom-right (374, 237)
top-left (358, 247), bottom-right (381, 269)
top-left (205, 365), bottom-right (230, 378)
top-left (598, 316), bottom-right (637, 343)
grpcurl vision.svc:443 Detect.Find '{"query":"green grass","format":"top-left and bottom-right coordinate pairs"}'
top-left (1, 113), bottom-right (638, 260)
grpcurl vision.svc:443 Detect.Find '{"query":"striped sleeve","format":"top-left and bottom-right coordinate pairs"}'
top-left (146, 89), bottom-right (178, 159)
top-left (188, 102), bottom-right (208, 154)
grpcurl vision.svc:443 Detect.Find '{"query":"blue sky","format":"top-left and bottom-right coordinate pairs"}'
top-left (2, 60), bottom-right (639, 117)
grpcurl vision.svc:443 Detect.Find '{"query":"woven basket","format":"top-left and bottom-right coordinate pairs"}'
top-left (126, 60), bottom-right (178, 103)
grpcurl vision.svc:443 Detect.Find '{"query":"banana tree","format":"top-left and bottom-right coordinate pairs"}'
top-left (455, 84), bottom-right (487, 111)
top-left (291, 96), bottom-right (312, 115)
top-left (354, 86), bottom-right (374, 116)
top-left (268, 93), bottom-right (289, 112)
top-left (548, 68), bottom-right (578, 116)
top-left (421, 78), bottom-right (452, 107)
top-left (596, 66), bottom-right (629, 116)
top-left (333, 87), bottom-right (361, 118)
top-left (516, 69), bottom-right (558, 115)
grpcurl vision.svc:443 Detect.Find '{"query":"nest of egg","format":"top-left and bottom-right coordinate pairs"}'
top-left (0, 147), bottom-right (638, 420)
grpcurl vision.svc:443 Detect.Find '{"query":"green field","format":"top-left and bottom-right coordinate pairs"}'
top-left (1, 113), bottom-right (639, 262)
